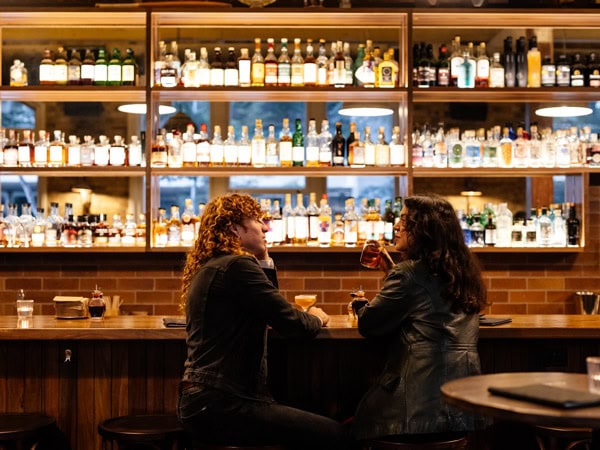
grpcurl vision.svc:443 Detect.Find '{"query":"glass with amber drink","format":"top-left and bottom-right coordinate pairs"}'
top-left (360, 239), bottom-right (394, 270)
top-left (294, 294), bottom-right (317, 312)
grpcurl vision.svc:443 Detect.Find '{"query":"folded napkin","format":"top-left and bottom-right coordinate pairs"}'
top-left (162, 317), bottom-right (186, 328)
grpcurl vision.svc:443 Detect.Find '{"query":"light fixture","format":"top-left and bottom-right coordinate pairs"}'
top-left (338, 103), bottom-right (394, 117)
top-left (460, 190), bottom-right (482, 213)
top-left (117, 104), bottom-right (177, 115)
top-left (535, 106), bottom-right (593, 118)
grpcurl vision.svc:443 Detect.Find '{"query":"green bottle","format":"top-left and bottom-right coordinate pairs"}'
top-left (107, 48), bottom-right (122, 86)
top-left (94, 48), bottom-right (108, 86)
top-left (121, 48), bottom-right (137, 86)
top-left (292, 118), bottom-right (304, 167)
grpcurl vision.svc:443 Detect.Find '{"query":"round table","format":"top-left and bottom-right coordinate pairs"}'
top-left (441, 372), bottom-right (600, 450)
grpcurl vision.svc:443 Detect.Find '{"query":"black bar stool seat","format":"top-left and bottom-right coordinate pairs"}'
top-left (0, 413), bottom-right (56, 450)
top-left (98, 415), bottom-right (186, 450)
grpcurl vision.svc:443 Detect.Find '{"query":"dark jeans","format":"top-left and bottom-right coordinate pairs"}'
top-left (177, 382), bottom-right (351, 450)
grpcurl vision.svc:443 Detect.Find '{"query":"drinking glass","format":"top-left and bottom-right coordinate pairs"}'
top-left (294, 294), bottom-right (317, 312)
top-left (16, 299), bottom-right (34, 320)
top-left (577, 291), bottom-right (599, 315)
top-left (360, 239), bottom-right (394, 270)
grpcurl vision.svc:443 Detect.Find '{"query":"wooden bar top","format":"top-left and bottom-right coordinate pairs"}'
top-left (1, 314), bottom-right (600, 340)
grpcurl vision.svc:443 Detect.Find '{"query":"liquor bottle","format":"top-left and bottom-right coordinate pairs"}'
top-left (166, 205), bottom-right (182, 246)
top-left (39, 49), bottom-right (55, 85)
top-left (31, 208), bottom-right (46, 247)
top-left (331, 212), bottom-right (345, 246)
top-left (555, 129), bottom-right (570, 168)
top-left (347, 122), bottom-right (360, 167)
top-left (134, 213), bottom-right (146, 246)
top-left (128, 135), bottom-right (143, 167)
top-left (67, 49), bottom-right (82, 85)
top-left (251, 38), bottom-right (265, 87)
top-left (375, 126), bottom-right (390, 167)
top-left (552, 206), bottom-right (567, 247)
top-left (196, 123), bottom-right (210, 167)
top-left (420, 124), bottom-right (434, 168)
top-left (306, 192), bottom-right (320, 246)
top-left (361, 39), bottom-right (376, 88)
top-left (3, 130), bottom-right (18, 167)
top-left (469, 214), bottom-right (484, 247)
top-left (489, 52), bottom-right (505, 88)
top-left (482, 126), bottom-right (499, 168)
top-left (318, 119), bottom-right (332, 167)
top-left (161, 51), bottom-right (178, 88)
top-left (317, 194), bottom-right (332, 248)
top-left (484, 212), bottom-right (497, 247)
top-left (503, 36), bottom-right (516, 88)
top-left (291, 38), bottom-right (304, 87)
top-left (331, 122), bottom-right (346, 166)
top-left (566, 203), bottom-right (580, 246)
top-left (224, 47), bottom-right (239, 87)
top-left (463, 129), bottom-right (480, 168)
top-left (197, 47), bottom-right (211, 87)
top-left (121, 48), bottom-right (137, 86)
top-left (445, 127), bottom-right (461, 168)
top-left (556, 53), bottom-right (571, 87)
top-left (417, 42), bottom-right (432, 88)
top-left (292, 118), bottom-right (304, 167)
top-left (265, 124), bottom-right (279, 167)
top-left (570, 53), bottom-right (587, 87)
top-left (109, 135), bottom-right (127, 167)
top-left (165, 131), bottom-right (182, 168)
top-left (180, 198), bottom-right (196, 246)
top-left (389, 126), bottom-right (405, 167)
top-left (433, 124), bottom-right (448, 168)
top-left (151, 134), bottom-right (168, 168)
top-left (364, 126), bottom-right (376, 166)
top-left (293, 192), bottom-right (308, 246)
top-left (540, 127), bottom-right (556, 168)
top-left (457, 43), bottom-right (476, 88)
top-left (48, 130), bottom-right (66, 167)
top-left (66, 135), bottom-right (81, 167)
top-left (475, 42), bottom-right (489, 88)
top-left (437, 43), bottom-right (450, 87)
top-left (305, 118), bottom-right (319, 167)
top-left (316, 39), bottom-right (328, 86)
top-left (32, 130), bottom-right (47, 168)
top-left (541, 56), bottom-right (556, 87)
top-left (352, 43), bottom-right (364, 87)
top-left (151, 209), bottom-right (167, 247)
top-left (588, 52), bottom-right (600, 88)
top-left (279, 118), bottom-right (293, 167)
top-left (224, 125), bottom-right (238, 166)
top-left (270, 200), bottom-right (284, 245)
top-left (252, 119), bottom-right (266, 168)
top-left (449, 36), bottom-right (463, 87)
top-left (378, 50), bottom-right (396, 88)
top-left (499, 126), bottom-right (513, 168)
top-left (17, 129), bottom-right (34, 167)
top-left (210, 47), bottom-right (225, 87)
top-left (53, 47), bottom-right (68, 85)
top-left (182, 124), bottom-right (197, 167)
top-left (382, 199), bottom-right (395, 244)
top-left (80, 49), bottom-right (95, 85)
top-left (235, 47), bottom-right (251, 87)
top-left (282, 193), bottom-right (294, 245)
top-left (277, 38), bottom-right (291, 87)
top-left (513, 126), bottom-right (530, 168)
top-left (343, 197), bottom-right (359, 247)
top-left (237, 125), bottom-right (252, 166)
top-left (515, 36), bottom-right (528, 88)
top-left (210, 125), bottom-right (224, 167)
top-left (537, 207), bottom-right (552, 246)
top-left (262, 199), bottom-right (274, 246)
top-left (526, 36), bottom-right (541, 88)
top-left (93, 48), bottom-right (108, 86)
top-left (333, 41), bottom-right (346, 88)
top-left (529, 123), bottom-right (542, 168)
top-left (264, 38), bottom-right (278, 87)
top-left (107, 48), bottom-right (122, 86)
top-left (9, 59), bottom-right (27, 87)
top-left (303, 39), bottom-right (317, 86)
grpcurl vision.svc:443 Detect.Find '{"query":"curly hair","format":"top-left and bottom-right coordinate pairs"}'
top-left (180, 193), bottom-right (263, 309)
top-left (401, 194), bottom-right (487, 315)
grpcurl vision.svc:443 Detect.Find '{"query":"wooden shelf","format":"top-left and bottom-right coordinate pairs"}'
top-left (0, 167), bottom-right (147, 177)
top-left (413, 167), bottom-right (586, 178)
top-left (150, 166), bottom-right (408, 176)
top-left (0, 87), bottom-right (146, 103)
top-left (412, 87), bottom-right (600, 103)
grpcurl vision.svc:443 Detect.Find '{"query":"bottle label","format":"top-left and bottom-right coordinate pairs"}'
top-left (109, 146), bottom-right (126, 166)
top-left (238, 60), bottom-right (251, 85)
top-left (278, 63), bottom-right (291, 85)
top-left (18, 145), bottom-right (31, 164)
top-left (95, 65), bottom-right (108, 82)
top-left (107, 65), bottom-right (121, 83)
top-left (48, 145), bottom-right (63, 164)
top-left (39, 64), bottom-right (54, 82)
top-left (122, 65), bottom-right (135, 83)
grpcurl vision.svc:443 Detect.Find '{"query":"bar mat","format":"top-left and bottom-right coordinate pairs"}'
top-left (162, 317), bottom-right (186, 328)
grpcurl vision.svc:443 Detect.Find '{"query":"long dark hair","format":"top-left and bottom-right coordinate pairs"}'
top-left (402, 194), bottom-right (487, 314)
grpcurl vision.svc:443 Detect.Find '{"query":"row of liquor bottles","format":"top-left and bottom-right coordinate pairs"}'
top-left (155, 38), bottom-right (399, 89)
top-left (412, 123), bottom-right (600, 168)
top-left (151, 119), bottom-right (405, 168)
top-left (460, 202), bottom-right (580, 248)
top-left (10, 47), bottom-right (139, 87)
top-left (414, 35), bottom-right (600, 89)
top-left (0, 129), bottom-right (144, 168)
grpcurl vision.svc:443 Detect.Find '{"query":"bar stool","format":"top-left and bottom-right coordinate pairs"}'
top-left (98, 415), bottom-right (187, 450)
top-left (0, 413), bottom-right (56, 450)
top-left (364, 433), bottom-right (469, 450)
top-left (534, 426), bottom-right (592, 450)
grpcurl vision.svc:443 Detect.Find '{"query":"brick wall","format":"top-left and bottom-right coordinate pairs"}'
top-left (1, 184), bottom-right (598, 317)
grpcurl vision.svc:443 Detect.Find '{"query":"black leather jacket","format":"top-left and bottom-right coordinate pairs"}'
top-left (182, 254), bottom-right (321, 400)
top-left (353, 259), bottom-right (482, 440)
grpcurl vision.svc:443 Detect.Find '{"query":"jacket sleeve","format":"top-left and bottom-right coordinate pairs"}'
top-left (357, 262), bottom-right (419, 338)
top-left (231, 256), bottom-right (321, 338)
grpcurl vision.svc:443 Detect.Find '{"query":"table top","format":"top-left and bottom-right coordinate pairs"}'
top-left (2, 314), bottom-right (600, 340)
top-left (441, 372), bottom-right (600, 429)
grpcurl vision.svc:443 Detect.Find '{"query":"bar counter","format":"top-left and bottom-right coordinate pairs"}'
top-left (2, 314), bottom-right (600, 340)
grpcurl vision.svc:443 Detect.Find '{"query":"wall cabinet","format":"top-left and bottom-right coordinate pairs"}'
top-left (0, 8), bottom-right (595, 252)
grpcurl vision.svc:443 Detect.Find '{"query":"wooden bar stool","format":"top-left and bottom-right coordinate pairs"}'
top-left (0, 413), bottom-right (56, 450)
top-left (98, 415), bottom-right (187, 450)
top-left (364, 433), bottom-right (469, 450)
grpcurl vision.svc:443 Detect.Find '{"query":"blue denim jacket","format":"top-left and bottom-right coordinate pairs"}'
top-left (182, 254), bottom-right (321, 401)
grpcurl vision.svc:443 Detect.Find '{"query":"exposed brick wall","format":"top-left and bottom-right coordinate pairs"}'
top-left (1, 184), bottom-right (598, 317)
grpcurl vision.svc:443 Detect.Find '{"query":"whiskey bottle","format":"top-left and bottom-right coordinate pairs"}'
top-left (251, 119), bottom-right (266, 168)
top-left (135, 213), bottom-right (146, 246)
top-left (290, 38), bottom-right (304, 87)
top-left (331, 122), bottom-right (346, 166)
top-left (363, 126), bottom-right (376, 166)
top-left (67, 49), bottom-right (82, 85)
top-left (588, 52), bottom-right (600, 88)
top-left (436, 44), bottom-right (450, 87)
top-left (238, 48), bottom-right (252, 87)
top-left (10, 60), bottom-right (28, 87)
top-left (80, 49), bottom-right (95, 85)
top-left (53, 47), bottom-right (68, 85)
top-left (303, 39), bottom-right (317, 87)
top-left (210, 125), bottom-right (224, 167)
top-left (270, 200), bottom-right (284, 245)
top-left (489, 52), bottom-right (505, 88)
top-left (293, 192), bottom-right (308, 246)
top-left (121, 48), bottom-right (137, 86)
top-left (377, 50), bottom-right (396, 88)
top-left (107, 48), bottom-right (122, 86)
top-left (210, 47), bottom-right (225, 87)
top-left (224, 47), bottom-right (239, 87)
top-left (282, 193), bottom-right (294, 245)
top-left (317, 194), bottom-right (332, 247)
top-left (237, 125), bottom-right (252, 166)
top-left (389, 126), bottom-right (405, 167)
top-left (334, 41), bottom-right (346, 88)
top-left (556, 54), bottom-right (571, 87)
top-left (375, 127), bottom-right (390, 167)
top-left (48, 130), bottom-right (66, 167)
top-left (541, 56), bottom-right (556, 87)
top-left (223, 125), bottom-right (238, 166)
top-left (346, 122), bottom-right (359, 167)
top-left (109, 135), bottom-right (127, 167)
top-left (316, 39), bottom-right (328, 86)
top-left (279, 118), bottom-right (293, 167)
top-left (305, 118), bottom-right (319, 167)
top-left (277, 38), bottom-right (291, 87)
top-left (251, 38), bottom-right (265, 87)
top-left (153, 208), bottom-right (168, 248)
top-left (196, 123), bottom-right (211, 167)
top-left (151, 134), bottom-right (168, 168)
top-left (3, 130), bottom-right (18, 167)
top-left (182, 124), bottom-right (197, 167)
top-left (570, 53), bottom-right (587, 87)
top-left (449, 36), bottom-right (463, 87)
top-left (197, 47), bottom-right (211, 87)
top-left (264, 38), bottom-right (278, 87)
top-left (265, 124), bottom-right (279, 167)
top-left (306, 192), bottom-right (320, 247)
top-left (18, 130), bottom-right (34, 167)
top-left (180, 198), bottom-right (196, 246)
top-left (80, 136), bottom-right (95, 167)
top-left (94, 48), bottom-right (108, 86)
top-left (31, 208), bottom-right (46, 247)
top-left (475, 42), bottom-right (489, 88)
top-left (566, 204), bottom-right (580, 246)
top-left (33, 130), bottom-right (49, 167)
top-left (67, 135), bottom-right (81, 167)
top-left (318, 119), bottom-right (332, 167)
top-left (331, 211), bottom-right (345, 247)
top-left (292, 118), bottom-right (304, 167)
top-left (121, 214), bottom-right (137, 246)
top-left (343, 197), bottom-right (359, 247)
top-left (39, 49), bottom-right (55, 85)
top-left (167, 205), bottom-right (182, 246)
top-left (95, 135), bottom-right (111, 167)
top-left (344, 42), bottom-right (354, 86)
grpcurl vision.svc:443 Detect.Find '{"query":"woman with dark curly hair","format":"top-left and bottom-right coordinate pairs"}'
top-left (353, 193), bottom-right (487, 444)
top-left (177, 193), bottom-right (349, 450)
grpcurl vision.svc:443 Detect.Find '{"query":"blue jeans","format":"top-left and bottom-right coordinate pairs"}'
top-left (177, 382), bottom-right (351, 450)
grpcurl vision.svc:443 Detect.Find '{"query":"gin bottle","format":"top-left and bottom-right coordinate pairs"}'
top-left (318, 119), bottom-right (332, 167)
top-left (251, 119), bottom-right (266, 168)
top-left (265, 124), bottom-right (279, 167)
